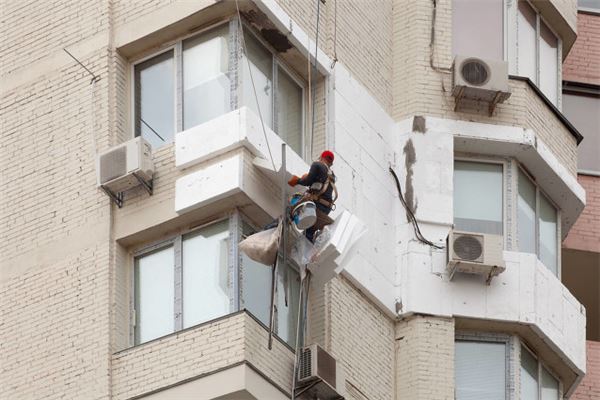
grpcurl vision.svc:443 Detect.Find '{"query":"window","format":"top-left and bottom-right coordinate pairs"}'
top-left (134, 50), bottom-right (175, 149)
top-left (517, 170), bottom-right (559, 275)
top-left (562, 92), bottom-right (600, 173)
top-left (240, 221), bottom-right (301, 346)
top-left (133, 214), bottom-right (300, 346)
top-left (132, 20), bottom-right (305, 156)
top-left (520, 346), bottom-right (560, 400)
top-left (455, 340), bottom-right (507, 399)
top-left (134, 219), bottom-right (231, 344)
top-left (454, 161), bottom-right (504, 235)
top-left (241, 32), bottom-right (304, 155)
top-left (452, 0), bottom-right (504, 60)
top-left (517, 1), bottom-right (560, 105)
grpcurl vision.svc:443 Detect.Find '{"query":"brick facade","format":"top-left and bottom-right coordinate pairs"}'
top-left (395, 316), bottom-right (455, 400)
top-left (0, 0), bottom-right (588, 399)
top-left (564, 174), bottom-right (600, 253)
top-left (572, 341), bottom-right (600, 400)
top-left (563, 11), bottom-right (600, 85)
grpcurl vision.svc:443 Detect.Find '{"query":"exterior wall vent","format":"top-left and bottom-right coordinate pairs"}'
top-left (297, 344), bottom-right (346, 399)
top-left (96, 136), bottom-right (154, 207)
top-left (447, 230), bottom-right (505, 284)
top-left (452, 55), bottom-right (511, 115)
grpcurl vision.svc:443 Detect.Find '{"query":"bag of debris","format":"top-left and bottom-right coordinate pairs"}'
top-left (239, 223), bottom-right (281, 266)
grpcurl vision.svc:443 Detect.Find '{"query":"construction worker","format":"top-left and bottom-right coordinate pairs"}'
top-left (288, 150), bottom-right (337, 242)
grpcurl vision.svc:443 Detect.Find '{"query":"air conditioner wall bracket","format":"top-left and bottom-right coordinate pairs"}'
top-left (100, 185), bottom-right (124, 208)
top-left (133, 172), bottom-right (153, 195)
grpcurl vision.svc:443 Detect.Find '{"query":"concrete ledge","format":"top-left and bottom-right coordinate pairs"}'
top-left (131, 363), bottom-right (288, 400)
top-left (175, 107), bottom-right (309, 178)
top-left (401, 250), bottom-right (586, 387)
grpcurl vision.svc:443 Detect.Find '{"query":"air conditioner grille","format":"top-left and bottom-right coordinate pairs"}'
top-left (453, 235), bottom-right (484, 261)
top-left (461, 59), bottom-right (490, 86)
top-left (298, 347), bottom-right (312, 380)
top-left (99, 146), bottom-right (127, 184)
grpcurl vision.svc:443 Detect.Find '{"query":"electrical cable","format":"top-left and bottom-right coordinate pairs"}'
top-left (234, 0), bottom-right (277, 171)
top-left (389, 166), bottom-right (445, 249)
top-left (429, 0), bottom-right (452, 74)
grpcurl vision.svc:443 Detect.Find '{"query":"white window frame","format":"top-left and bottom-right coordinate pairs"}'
top-left (455, 332), bottom-right (512, 400)
top-left (131, 45), bottom-right (178, 147)
top-left (129, 210), bottom-right (302, 347)
top-left (519, 343), bottom-right (563, 400)
top-left (131, 214), bottom-right (234, 345)
top-left (242, 25), bottom-right (307, 158)
top-left (512, 0), bottom-right (563, 107)
top-left (129, 18), bottom-right (307, 157)
top-left (453, 156), bottom-right (508, 244)
top-left (516, 166), bottom-right (561, 277)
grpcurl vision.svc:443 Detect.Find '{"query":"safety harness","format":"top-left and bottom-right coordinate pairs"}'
top-left (305, 162), bottom-right (338, 210)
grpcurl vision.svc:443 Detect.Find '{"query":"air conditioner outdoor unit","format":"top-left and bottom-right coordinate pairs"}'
top-left (96, 137), bottom-right (154, 204)
top-left (452, 55), bottom-right (511, 114)
top-left (297, 344), bottom-right (346, 399)
top-left (447, 230), bottom-right (505, 284)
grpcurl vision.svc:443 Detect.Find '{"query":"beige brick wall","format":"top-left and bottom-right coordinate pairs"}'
top-left (0, 241), bottom-right (112, 399)
top-left (0, 0), bottom-right (107, 77)
top-left (0, 2), bottom-right (114, 398)
top-left (111, 312), bottom-right (293, 399)
top-left (327, 277), bottom-right (395, 400)
top-left (275, 0), bottom-right (393, 114)
top-left (395, 315), bottom-right (455, 400)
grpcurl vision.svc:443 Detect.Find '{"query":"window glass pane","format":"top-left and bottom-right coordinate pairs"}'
top-left (452, 0), bottom-right (503, 60)
top-left (521, 347), bottom-right (539, 400)
top-left (183, 25), bottom-right (230, 130)
top-left (518, 0), bottom-right (537, 83)
top-left (454, 161), bottom-right (503, 234)
top-left (134, 50), bottom-right (174, 149)
top-left (240, 222), bottom-right (272, 326)
top-left (541, 367), bottom-right (559, 400)
top-left (539, 193), bottom-right (558, 275)
top-left (518, 171), bottom-right (537, 254)
top-left (135, 245), bottom-right (174, 344)
top-left (182, 221), bottom-right (230, 328)
top-left (242, 33), bottom-right (273, 128)
top-left (455, 341), bottom-right (506, 400)
top-left (276, 263), bottom-right (301, 347)
top-left (276, 66), bottom-right (303, 156)
top-left (539, 21), bottom-right (558, 105)
top-left (563, 94), bottom-right (600, 173)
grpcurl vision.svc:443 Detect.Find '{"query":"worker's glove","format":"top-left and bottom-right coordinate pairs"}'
top-left (288, 175), bottom-right (300, 186)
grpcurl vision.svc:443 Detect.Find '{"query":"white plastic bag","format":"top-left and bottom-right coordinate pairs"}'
top-left (239, 224), bottom-right (281, 266)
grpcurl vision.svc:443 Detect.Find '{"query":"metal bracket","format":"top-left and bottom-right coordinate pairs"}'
top-left (453, 86), bottom-right (465, 112)
top-left (100, 185), bottom-right (124, 208)
top-left (133, 172), bottom-right (153, 195)
top-left (488, 91), bottom-right (503, 117)
top-left (486, 266), bottom-right (499, 285)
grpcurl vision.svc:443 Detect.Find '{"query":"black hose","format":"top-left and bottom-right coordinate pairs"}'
top-left (389, 167), bottom-right (445, 249)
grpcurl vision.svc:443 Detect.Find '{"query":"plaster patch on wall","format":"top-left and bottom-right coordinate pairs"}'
top-left (403, 139), bottom-right (418, 217)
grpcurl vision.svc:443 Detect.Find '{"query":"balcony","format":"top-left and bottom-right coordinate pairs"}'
top-left (111, 311), bottom-right (293, 400)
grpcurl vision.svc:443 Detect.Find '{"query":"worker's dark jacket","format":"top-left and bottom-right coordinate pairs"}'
top-left (297, 161), bottom-right (335, 211)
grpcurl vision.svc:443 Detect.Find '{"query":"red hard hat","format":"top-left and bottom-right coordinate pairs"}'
top-left (321, 150), bottom-right (334, 162)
